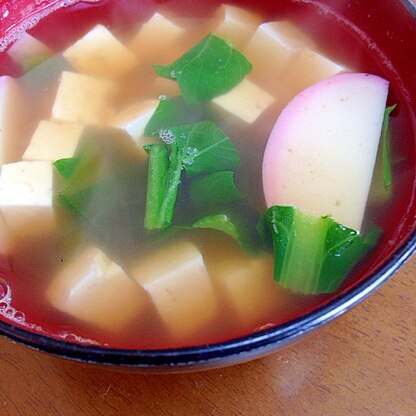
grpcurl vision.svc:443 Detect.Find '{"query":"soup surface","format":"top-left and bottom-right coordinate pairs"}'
top-left (0, 0), bottom-right (413, 349)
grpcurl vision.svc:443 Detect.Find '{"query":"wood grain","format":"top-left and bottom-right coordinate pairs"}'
top-left (0, 254), bottom-right (414, 416)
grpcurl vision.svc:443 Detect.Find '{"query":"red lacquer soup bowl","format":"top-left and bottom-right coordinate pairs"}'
top-left (0, 0), bottom-right (414, 371)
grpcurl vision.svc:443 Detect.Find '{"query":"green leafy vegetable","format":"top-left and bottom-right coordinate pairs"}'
top-left (189, 171), bottom-right (241, 209)
top-left (262, 205), bottom-right (381, 294)
top-left (171, 121), bottom-right (240, 176)
top-left (143, 144), bottom-right (182, 230)
top-left (381, 104), bottom-right (396, 190)
top-left (369, 104), bottom-right (396, 203)
top-left (154, 34), bottom-right (252, 105)
top-left (144, 96), bottom-right (204, 136)
top-left (167, 201), bottom-right (263, 254)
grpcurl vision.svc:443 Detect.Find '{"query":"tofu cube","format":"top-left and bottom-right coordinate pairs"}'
top-left (46, 247), bottom-right (148, 331)
top-left (280, 48), bottom-right (346, 99)
top-left (0, 76), bottom-right (33, 166)
top-left (52, 71), bottom-right (117, 125)
top-left (111, 99), bottom-right (159, 155)
top-left (63, 24), bottom-right (139, 79)
top-left (7, 32), bottom-right (52, 70)
top-left (212, 78), bottom-right (275, 124)
top-left (211, 4), bottom-right (261, 48)
top-left (129, 13), bottom-right (186, 64)
top-left (244, 21), bottom-right (309, 91)
top-left (130, 241), bottom-right (218, 340)
top-left (23, 120), bottom-right (84, 161)
top-left (209, 253), bottom-right (284, 327)
top-left (0, 161), bottom-right (55, 238)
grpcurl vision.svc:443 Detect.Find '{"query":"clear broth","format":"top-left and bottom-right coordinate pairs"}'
top-left (0, 0), bottom-right (414, 349)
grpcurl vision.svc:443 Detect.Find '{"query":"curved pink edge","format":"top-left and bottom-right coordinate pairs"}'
top-left (262, 72), bottom-right (389, 209)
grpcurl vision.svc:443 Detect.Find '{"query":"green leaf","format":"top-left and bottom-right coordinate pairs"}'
top-left (143, 143), bottom-right (182, 231)
top-left (189, 171), bottom-right (241, 209)
top-left (262, 206), bottom-right (380, 294)
top-left (54, 157), bottom-right (81, 181)
top-left (381, 104), bottom-right (396, 190)
top-left (144, 96), bottom-right (204, 137)
top-left (368, 104), bottom-right (396, 203)
top-left (170, 203), bottom-right (262, 254)
top-left (154, 34), bottom-right (252, 105)
top-left (153, 64), bottom-right (176, 80)
top-left (170, 121), bottom-right (240, 176)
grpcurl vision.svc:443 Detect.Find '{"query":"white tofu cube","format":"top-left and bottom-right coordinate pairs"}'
top-left (63, 24), bottom-right (139, 79)
top-left (23, 120), bottom-right (84, 161)
top-left (209, 253), bottom-right (284, 327)
top-left (111, 99), bottom-right (159, 155)
top-left (0, 161), bottom-right (55, 238)
top-left (211, 4), bottom-right (261, 48)
top-left (212, 78), bottom-right (275, 124)
top-left (129, 13), bottom-right (186, 64)
top-left (7, 32), bottom-right (52, 70)
top-left (244, 21), bottom-right (309, 91)
top-left (130, 241), bottom-right (218, 340)
top-left (280, 48), bottom-right (346, 99)
top-left (52, 71), bottom-right (117, 125)
top-left (46, 247), bottom-right (149, 331)
top-left (0, 76), bottom-right (34, 166)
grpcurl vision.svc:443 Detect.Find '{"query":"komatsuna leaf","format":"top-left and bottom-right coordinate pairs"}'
top-left (154, 34), bottom-right (252, 105)
top-left (166, 121), bottom-right (240, 176)
top-left (262, 205), bottom-right (381, 294)
top-left (169, 206), bottom-right (262, 254)
top-left (189, 171), bottom-right (241, 209)
top-left (143, 143), bottom-right (182, 231)
top-left (381, 104), bottom-right (396, 190)
top-left (144, 96), bottom-right (204, 137)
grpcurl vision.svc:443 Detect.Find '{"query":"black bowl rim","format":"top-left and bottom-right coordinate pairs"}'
top-left (0, 0), bottom-right (415, 370)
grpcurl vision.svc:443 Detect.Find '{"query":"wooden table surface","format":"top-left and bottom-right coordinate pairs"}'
top-left (0, 253), bottom-right (414, 415)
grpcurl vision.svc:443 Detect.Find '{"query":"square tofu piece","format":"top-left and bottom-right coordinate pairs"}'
top-left (130, 241), bottom-right (218, 340)
top-left (23, 120), bottom-right (84, 161)
top-left (279, 48), bottom-right (345, 99)
top-left (7, 32), bottom-right (52, 70)
top-left (0, 161), bottom-right (55, 238)
top-left (129, 13), bottom-right (186, 64)
top-left (46, 247), bottom-right (148, 331)
top-left (111, 99), bottom-right (159, 155)
top-left (211, 4), bottom-right (261, 48)
top-left (52, 71), bottom-right (117, 125)
top-left (212, 78), bottom-right (275, 124)
top-left (210, 254), bottom-right (283, 327)
top-left (0, 76), bottom-right (33, 166)
top-left (63, 24), bottom-right (139, 79)
top-left (244, 21), bottom-right (314, 90)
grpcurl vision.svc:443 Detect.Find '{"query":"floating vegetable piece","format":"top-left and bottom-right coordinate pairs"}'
top-left (262, 205), bottom-right (381, 294)
top-left (144, 96), bottom-right (203, 136)
top-left (154, 34), bottom-right (252, 105)
top-left (189, 171), bottom-right (241, 209)
top-left (172, 121), bottom-right (240, 176)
